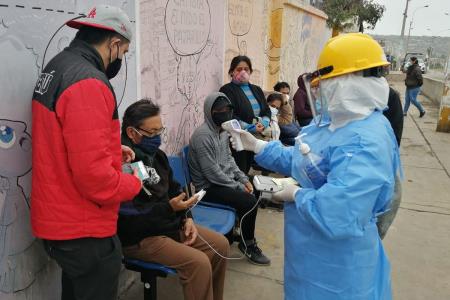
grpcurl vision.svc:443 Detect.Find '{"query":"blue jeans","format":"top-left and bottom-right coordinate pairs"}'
top-left (404, 87), bottom-right (424, 114)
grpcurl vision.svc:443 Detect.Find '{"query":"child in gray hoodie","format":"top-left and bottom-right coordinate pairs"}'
top-left (188, 92), bottom-right (270, 266)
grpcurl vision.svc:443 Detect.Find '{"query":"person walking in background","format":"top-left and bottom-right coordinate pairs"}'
top-left (404, 57), bottom-right (426, 117)
top-left (273, 82), bottom-right (300, 145)
top-left (219, 56), bottom-right (271, 174)
top-left (31, 6), bottom-right (142, 300)
top-left (377, 86), bottom-right (404, 239)
top-left (292, 74), bottom-right (314, 126)
top-left (385, 87), bottom-right (404, 146)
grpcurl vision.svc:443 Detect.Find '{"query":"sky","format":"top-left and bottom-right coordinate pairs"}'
top-left (366, 0), bottom-right (450, 37)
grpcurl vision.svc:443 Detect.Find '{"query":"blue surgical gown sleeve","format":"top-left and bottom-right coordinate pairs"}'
top-left (294, 136), bottom-right (394, 240)
top-left (254, 141), bottom-right (294, 177)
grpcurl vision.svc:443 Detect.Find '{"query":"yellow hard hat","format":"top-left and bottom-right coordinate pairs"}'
top-left (313, 33), bottom-right (389, 83)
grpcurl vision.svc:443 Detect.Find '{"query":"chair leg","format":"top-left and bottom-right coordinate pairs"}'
top-left (142, 275), bottom-right (157, 300)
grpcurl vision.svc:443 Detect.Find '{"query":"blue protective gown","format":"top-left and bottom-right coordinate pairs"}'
top-left (254, 112), bottom-right (401, 300)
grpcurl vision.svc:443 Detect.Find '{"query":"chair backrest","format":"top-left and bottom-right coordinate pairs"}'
top-left (168, 150), bottom-right (236, 236)
top-left (167, 156), bottom-right (188, 188)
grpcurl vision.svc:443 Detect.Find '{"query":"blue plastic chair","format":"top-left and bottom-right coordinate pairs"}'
top-left (122, 257), bottom-right (176, 300)
top-left (180, 146), bottom-right (236, 234)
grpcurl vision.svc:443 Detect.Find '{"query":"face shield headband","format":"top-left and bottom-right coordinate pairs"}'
top-left (302, 66), bottom-right (333, 126)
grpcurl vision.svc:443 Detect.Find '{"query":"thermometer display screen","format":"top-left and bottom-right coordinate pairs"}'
top-left (231, 120), bottom-right (241, 129)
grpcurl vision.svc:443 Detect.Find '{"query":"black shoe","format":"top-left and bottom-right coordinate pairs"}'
top-left (238, 240), bottom-right (271, 266)
top-left (419, 110), bottom-right (426, 118)
top-left (403, 113), bottom-right (407, 117)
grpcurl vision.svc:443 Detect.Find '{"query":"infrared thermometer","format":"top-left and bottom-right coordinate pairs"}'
top-left (221, 119), bottom-right (244, 152)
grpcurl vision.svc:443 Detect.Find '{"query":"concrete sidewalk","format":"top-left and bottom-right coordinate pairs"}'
top-left (120, 82), bottom-right (450, 300)
top-left (384, 82), bottom-right (450, 300)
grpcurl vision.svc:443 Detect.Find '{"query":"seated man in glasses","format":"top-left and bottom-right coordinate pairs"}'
top-left (118, 99), bottom-right (229, 300)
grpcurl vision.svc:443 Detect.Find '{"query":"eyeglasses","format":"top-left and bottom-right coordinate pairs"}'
top-left (134, 126), bottom-right (166, 138)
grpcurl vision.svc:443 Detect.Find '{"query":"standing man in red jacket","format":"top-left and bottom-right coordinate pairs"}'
top-left (31, 5), bottom-right (142, 300)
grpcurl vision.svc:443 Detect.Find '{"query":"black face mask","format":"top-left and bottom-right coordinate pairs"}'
top-left (106, 44), bottom-right (122, 79)
top-left (212, 111), bottom-right (233, 127)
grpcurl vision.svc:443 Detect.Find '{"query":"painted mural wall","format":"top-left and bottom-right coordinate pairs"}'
top-left (223, 0), bottom-right (330, 92)
top-left (0, 1), bottom-right (137, 299)
top-left (279, 0), bottom-right (330, 93)
top-left (0, 0), bottom-right (331, 298)
top-left (225, 0), bottom-right (270, 89)
top-left (139, 0), bottom-right (225, 155)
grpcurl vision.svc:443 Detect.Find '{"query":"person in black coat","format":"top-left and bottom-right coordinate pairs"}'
top-left (219, 55), bottom-right (271, 174)
top-left (404, 56), bottom-right (426, 117)
top-left (384, 87), bottom-right (404, 146)
top-left (377, 86), bottom-right (404, 239)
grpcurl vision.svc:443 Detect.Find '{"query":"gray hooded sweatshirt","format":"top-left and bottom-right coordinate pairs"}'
top-left (188, 92), bottom-right (248, 191)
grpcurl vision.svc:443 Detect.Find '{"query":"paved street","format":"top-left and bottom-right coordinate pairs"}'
top-left (120, 80), bottom-right (450, 300)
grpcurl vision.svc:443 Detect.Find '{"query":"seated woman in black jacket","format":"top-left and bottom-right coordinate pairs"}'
top-left (219, 55), bottom-right (271, 174)
top-left (118, 99), bottom-right (229, 300)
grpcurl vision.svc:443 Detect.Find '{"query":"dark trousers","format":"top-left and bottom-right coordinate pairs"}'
top-left (43, 235), bottom-right (122, 300)
top-left (231, 150), bottom-right (254, 174)
top-left (203, 185), bottom-right (258, 242)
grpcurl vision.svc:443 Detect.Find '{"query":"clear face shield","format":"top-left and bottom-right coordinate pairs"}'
top-left (302, 66), bottom-right (333, 126)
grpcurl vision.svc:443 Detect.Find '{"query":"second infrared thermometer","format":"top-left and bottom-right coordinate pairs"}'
top-left (221, 119), bottom-right (244, 151)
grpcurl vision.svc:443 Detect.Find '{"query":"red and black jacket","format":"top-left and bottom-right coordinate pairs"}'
top-left (31, 39), bottom-right (141, 240)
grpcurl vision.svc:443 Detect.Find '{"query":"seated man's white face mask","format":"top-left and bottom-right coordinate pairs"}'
top-left (320, 72), bottom-right (389, 131)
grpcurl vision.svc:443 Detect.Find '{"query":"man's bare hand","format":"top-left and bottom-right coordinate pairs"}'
top-left (121, 145), bottom-right (135, 163)
top-left (255, 123), bottom-right (265, 132)
top-left (244, 181), bottom-right (253, 194)
top-left (183, 218), bottom-right (198, 245)
top-left (169, 193), bottom-right (198, 212)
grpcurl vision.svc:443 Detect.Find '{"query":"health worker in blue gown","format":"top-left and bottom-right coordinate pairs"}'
top-left (230, 33), bottom-right (402, 300)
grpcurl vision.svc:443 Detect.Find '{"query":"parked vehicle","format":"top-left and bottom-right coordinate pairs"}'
top-left (401, 52), bottom-right (427, 74)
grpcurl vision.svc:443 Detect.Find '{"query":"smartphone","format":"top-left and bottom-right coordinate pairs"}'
top-left (122, 161), bottom-right (150, 181)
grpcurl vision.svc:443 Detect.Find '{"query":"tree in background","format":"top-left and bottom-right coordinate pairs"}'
top-left (322, 0), bottom-right (385, 36)
top-left (322, 0), bottom-right (357, 37)
top-left (355, 0), bottom-right (385, 33)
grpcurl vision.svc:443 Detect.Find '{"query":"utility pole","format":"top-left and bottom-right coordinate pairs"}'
top-left (399, 0), bottom-right (411, 70)
top-left (400, 0), bottom-right (411, 38)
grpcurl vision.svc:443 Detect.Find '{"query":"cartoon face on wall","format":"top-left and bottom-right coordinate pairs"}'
top-left (0, 120), bottom-right (32, 179)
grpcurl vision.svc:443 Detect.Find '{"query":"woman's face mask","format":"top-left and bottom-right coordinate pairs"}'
top-left (269, 106), bottom-right (279, 116)
top-left (232, 70), bottom-right (250, 84)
